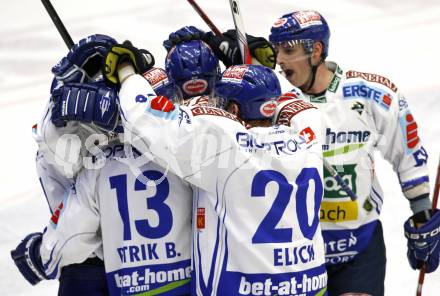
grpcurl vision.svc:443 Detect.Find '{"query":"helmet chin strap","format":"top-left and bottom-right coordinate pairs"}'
top-left (302, 56), bottom-right (323, 93)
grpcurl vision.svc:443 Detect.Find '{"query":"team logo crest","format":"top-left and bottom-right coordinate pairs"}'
top-left (259, 100), bottom-right (277, 117)
top-left (183, 79), bottom-right (208, 95)
top-left (100, 91), bottom-right (111, 116)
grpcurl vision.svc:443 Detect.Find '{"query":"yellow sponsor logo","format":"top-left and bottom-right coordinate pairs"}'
top-left (320, 201), bottom-right (358, 222)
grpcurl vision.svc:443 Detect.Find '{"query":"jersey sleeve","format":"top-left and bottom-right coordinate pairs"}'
top-left (274, 97), bottom-right (322, 147)
top-left (35, 150), bottom-right (73, 213)
top-left (39, 168), bottom-right (101, 279)
top-left (118, 74), bottom-right (244, 191)
top-left (371, 89), bottom-right (430, 202)
top-left (33, 100), bottom-right (100, 179)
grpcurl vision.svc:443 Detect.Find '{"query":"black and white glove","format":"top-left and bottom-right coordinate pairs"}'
top-left (103, 41), bottom-right (155, 85)
top-left (10, 232), bottom-right (47, 285)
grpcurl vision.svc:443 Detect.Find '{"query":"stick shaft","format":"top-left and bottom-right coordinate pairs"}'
top-left (228, 0), bottom-right (252, 64)
top-left (415, 156), bottom-right (440, 296)
top-left (186, 0), bottom-right (222, 36)
top-left (41, 0), bottom-right (74, 49)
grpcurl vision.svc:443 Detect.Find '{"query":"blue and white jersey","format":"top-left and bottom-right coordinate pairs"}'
top-left (118, 72), bottom-right (327, 296)
top-left (39, 142), bottom-right (193, 296)
top-left (284, 62), bottom-right (431, 266)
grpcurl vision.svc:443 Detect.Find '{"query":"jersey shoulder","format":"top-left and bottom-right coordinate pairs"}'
top-left (344, 69), bottom-right (398, 93)
top-left (274, 98), bottom-right (317, 127)
top-left (341, 69), bottom-right (400, 111)
top-left (188, 105), bottom-right (247, 127)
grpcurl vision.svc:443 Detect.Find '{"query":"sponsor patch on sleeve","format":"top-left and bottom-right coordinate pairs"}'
top-left (275, 100), bottom-right (316, 126)
top-left (191, 106), bottom-right (245, 126)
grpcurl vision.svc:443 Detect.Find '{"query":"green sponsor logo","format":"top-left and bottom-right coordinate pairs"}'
top-left (323, 143), bottom-right (364, 158)
top-left (324, 164), bottom-right (357, 198)
top-left (133, 279), bottom-right (190, 295)
top-left (328, 75), bottom-right (341, 93)
top-left (310, 95), bottom-right (326, 103)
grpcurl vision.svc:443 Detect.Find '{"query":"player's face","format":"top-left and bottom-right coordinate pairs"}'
top-left (275, 44), bottom-right (312, 89)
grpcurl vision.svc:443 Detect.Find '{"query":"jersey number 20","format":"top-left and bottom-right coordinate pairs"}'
top-left (251, 168), bottom-right (322, 243)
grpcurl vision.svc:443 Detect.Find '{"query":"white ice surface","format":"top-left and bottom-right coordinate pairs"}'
top-left (0, 0), bottom-right (439, 295)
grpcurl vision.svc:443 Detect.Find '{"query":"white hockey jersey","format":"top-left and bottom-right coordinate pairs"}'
top-left (34, 98), bottom-right (193, 295)
top-left (118, 73), bottom-right (327, 296)
top-left (279, 62), bottom-right (430, 265)
top-left (39, 141), bottom-right (193, 295)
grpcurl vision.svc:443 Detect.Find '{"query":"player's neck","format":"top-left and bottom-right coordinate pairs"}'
top-left (305, 63), bottom-right (333, 95)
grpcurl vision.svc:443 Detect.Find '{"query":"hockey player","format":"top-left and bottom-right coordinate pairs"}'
top-left (11, 35), bottom-right (193, 296)
top-left (11, 34), bottom-right (121, 295)
top-left (269, 10), bottom-right (440, 295)
top-left (164, 39), bottom-right (221, 101)
top-left (103, 38), bottom-right (328, 295)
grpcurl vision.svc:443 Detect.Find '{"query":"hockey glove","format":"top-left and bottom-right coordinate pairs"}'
top-left (404, 209), bottom-right (440, 273)
top-left (163, 27), bottom-right (276, 69)
top-left (51, 82), bottom-right (119, 131)
top-left (204, 29), bottom-right (276, 69)
top-left (162, 26), bottom-right (206, 51)
top-left (103, 41), bottom-right (155, 85)
top-left (51, 34), bottom-right (117, 86)
top-left (10, 232), bottom-right (47, 285)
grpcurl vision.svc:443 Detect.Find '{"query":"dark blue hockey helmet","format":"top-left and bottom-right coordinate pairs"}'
top-left (165, 40), bottom-right (221, 99)
top-left (143, 67), bottom-right (182, 102)
top-left (269, 10), bottom-right (330, 59)
top-left (215, 65), bottom-right (281, 120)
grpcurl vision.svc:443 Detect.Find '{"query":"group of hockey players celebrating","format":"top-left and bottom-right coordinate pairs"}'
top-left (10, 9), bottom-right (440, 296)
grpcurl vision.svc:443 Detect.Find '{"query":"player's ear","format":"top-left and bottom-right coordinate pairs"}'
top-left (226, 101), bottom-right (240, 117)
top-left (311, 42), bottom-right (323, 65)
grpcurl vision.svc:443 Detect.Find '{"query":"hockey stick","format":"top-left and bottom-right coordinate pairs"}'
top-left (186, 0), bottom-right (222, 36)
top-left (228, 0), bottom-right (252, 64)
top-left (323, 158), bottom-right (358, 201)
top-left (416, 155), bottom-right (440, 296)
top-left (41, 0), bottom-right (74, 49)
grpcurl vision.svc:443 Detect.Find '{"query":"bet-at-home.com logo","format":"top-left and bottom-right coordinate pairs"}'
top-left (324, 164), bottom-right (357, 198)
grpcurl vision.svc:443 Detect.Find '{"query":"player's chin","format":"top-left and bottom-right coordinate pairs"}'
top-left (286, 75), bottom-right (300, 87)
